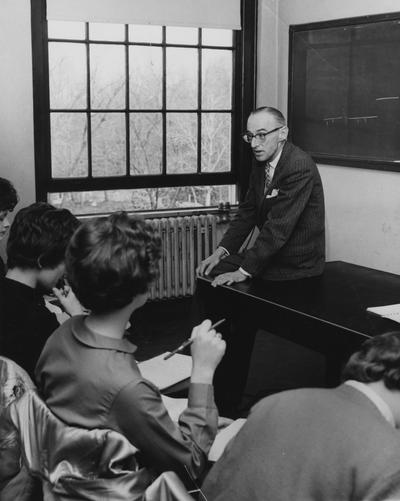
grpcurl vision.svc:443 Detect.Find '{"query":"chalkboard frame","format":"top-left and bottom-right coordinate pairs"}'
top-left (288, 12), bottom-right (400, 173)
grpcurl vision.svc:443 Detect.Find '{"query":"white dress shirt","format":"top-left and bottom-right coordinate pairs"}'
top-left (345, 379), bottom-right (395, 427)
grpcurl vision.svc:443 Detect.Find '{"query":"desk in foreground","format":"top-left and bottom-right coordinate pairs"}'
top-left (197, 261), bottom-right (400, 414)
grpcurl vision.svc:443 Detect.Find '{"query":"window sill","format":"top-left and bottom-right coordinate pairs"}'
top-left (78, 205), bottom-right (238, 221)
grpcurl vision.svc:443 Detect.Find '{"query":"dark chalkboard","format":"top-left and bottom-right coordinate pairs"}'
top-left (289, 12), bottom-right (400, 172)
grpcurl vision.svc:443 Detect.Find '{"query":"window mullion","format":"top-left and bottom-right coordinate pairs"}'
top-left (86, 22), bottom-right (93, 180)
top-left (162, 26), bottom-right (167, 177)
top-left (125, 24), bottom-right (130, 177)
top-left (197, 28), bottom-right (202, 175)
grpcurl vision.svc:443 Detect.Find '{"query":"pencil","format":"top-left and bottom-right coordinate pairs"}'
top-left (164, 318), bottom-right (226, 360)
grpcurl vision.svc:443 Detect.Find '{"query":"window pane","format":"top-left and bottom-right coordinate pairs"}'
top-left (167, 113), bottom-right (197, 173)
top-left (166, 27), bottom-right (198, 45)
top-left (89, 23), bottom-right (125, 41)
top-left (49, 42), bottom-right (86, 109)
top-left (47, 20), bottom-right (85, 40)
top-left (130, 113), bottom-right (162, 175)
top-left (91, 113), bottom-right (126, 176)
top-left (143, 185), bottom-right (236, 209)
top-left (202, 49), bottom-right (232, 109)
top-left (129, 24), bottom-right (162, 43)
top-left (129, 46), bottom-right (162, 109)
top-left (202, 29), bottom-right (233, 46)
top-left (167, 48), bottom-right (198, 109)
top-left (201, 113), bottom-right (231, 172)
top-left (50, 113), bottom-right (87, 178)
top-left (48, 185), bottom-right (237, 213)
top-left (90, 45), bottom-right (125, 109)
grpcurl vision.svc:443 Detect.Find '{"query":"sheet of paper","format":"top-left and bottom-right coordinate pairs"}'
top-left (161, 395), bottom-right (188, 422)
top-left (367, 303), bottom-right (400, 324)
top-left (138, 353), bottom-right (192, 390)
top-left (208, 418), bottom-right (246, 462)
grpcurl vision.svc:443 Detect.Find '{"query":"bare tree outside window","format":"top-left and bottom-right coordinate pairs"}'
top-left (45, 21), bottom-right (238, 214)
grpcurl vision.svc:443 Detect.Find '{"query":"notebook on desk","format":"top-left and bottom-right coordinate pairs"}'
top-left (367, 303), bottom-right (400, 324)
top-left (138, 353), bottom-right (192, 390)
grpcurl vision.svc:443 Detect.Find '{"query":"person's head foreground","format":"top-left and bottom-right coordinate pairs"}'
top-left (342, 330), bottom-right (400, 427)
top-left (343, 330), bottom-right (400, 390)
top-left (7, 202), bottom-right (79, 291)
top-left (66, 212), bottom-right (161, 315)
top-left (0, 177), bottom-right (18, 240)
top-left (244, 106), bottom-right (289, 163)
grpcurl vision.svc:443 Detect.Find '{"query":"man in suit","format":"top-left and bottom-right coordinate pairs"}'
top-left (203, 331), bottom-right (400, 501)
top-left (197, 106), bottom-right (325, 286)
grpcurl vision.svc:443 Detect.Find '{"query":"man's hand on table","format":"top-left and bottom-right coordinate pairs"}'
top-left (196, 247), bottom-right (228, 277)
top-left (211, 269), bottom-right (248, 287)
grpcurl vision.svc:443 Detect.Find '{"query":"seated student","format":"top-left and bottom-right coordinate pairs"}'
top-left (203, 331), bottom-right (400, 501)
top-left (35, 212), bottom-right (226, 484)
top-left (0, 202), bottom-right (83, 378)
top-left (0, 177), bottom-right (18, 276)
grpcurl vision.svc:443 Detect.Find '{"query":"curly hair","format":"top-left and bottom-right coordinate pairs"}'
top-left (66, 212), bottom-right (161, 314)
top-left (7, 202), bottom-right (79, 270)
top-left (342, 331), bottom-right (400, 390)
top-left (0, 178), bottom-right (18, 212)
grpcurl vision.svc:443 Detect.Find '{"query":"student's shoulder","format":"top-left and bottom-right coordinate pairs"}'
top-left (251, 387), bottom-right (331, 415)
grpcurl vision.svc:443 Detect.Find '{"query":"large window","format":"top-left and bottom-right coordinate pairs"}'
top-left (32, 1), bottom-right (256, 214)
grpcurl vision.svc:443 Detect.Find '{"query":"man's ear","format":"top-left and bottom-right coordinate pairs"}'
top-left (279, 126), bottom-right (289, 141)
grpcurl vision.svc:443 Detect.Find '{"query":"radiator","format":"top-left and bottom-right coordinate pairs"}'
top-left (147, 215), bottom-right (217, 300)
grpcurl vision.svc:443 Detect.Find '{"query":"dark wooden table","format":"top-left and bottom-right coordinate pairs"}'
top-left (197, 261), bottom-right (400, 415)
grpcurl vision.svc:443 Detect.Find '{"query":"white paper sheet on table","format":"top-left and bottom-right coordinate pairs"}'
top-left (138, 353), bottom-right (192, 390)
top-left (367, 303), bottom-right (400, 324)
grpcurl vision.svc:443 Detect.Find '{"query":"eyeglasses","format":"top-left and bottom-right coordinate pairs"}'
top-left (242, 126), bottom-right (284, 144)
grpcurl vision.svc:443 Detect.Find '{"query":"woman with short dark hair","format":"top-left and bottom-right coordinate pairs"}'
top-left (1, 202), bottom-right (83, 377)
top-left (342, 330), bottom-right (400, 390)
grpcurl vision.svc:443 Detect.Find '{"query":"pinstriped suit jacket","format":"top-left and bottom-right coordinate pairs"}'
top-left (219, 141), bottom-right (325, 280)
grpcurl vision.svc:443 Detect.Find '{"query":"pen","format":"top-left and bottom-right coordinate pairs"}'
top-left (164, 318), bottom-right (226, 360)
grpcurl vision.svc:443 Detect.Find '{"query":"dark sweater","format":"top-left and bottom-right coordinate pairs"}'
top-left (0, 277), bottom-right (59, 378)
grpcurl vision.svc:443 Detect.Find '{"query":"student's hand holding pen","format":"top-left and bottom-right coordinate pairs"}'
top-left (190, 319), bottom-right (226, 385)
